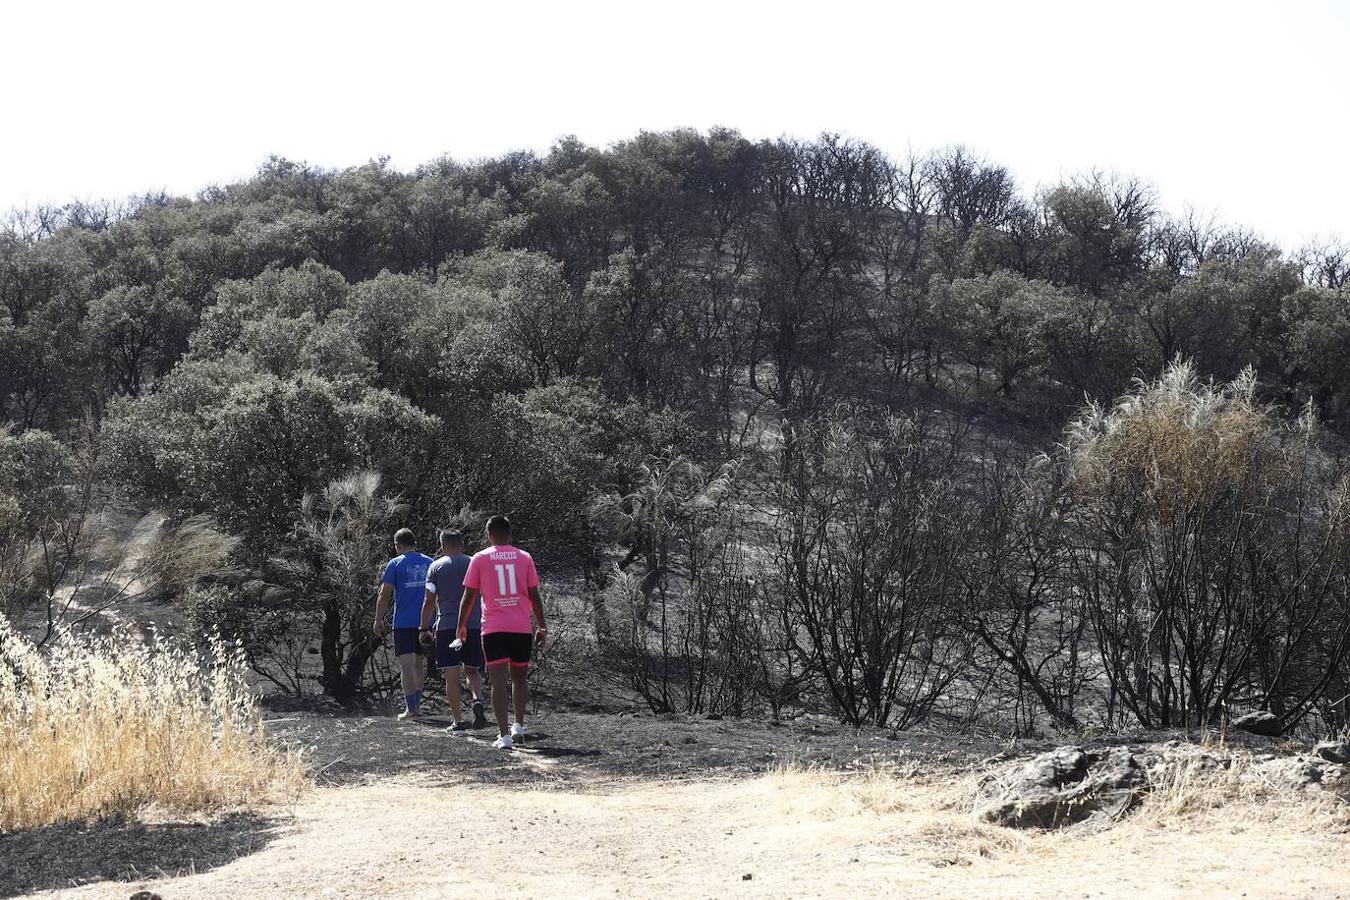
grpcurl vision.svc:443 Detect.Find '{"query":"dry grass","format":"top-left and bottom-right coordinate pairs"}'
top-left (1137, 745), bottom-right (1350, 832)
top-left (0, 618), bottom-right (305, 832)
top-left (767, 759), bottom-right (915, 817)
top-left (765, 749), bottom-right (1350, 871)
top-left (763, 759), bottom-right (1036, 868)
top-left (1134, 747), bottom-right (1258, 824)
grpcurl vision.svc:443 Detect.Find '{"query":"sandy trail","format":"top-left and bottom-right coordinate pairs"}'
top-left (31, 755), bottom-right (1350, 900)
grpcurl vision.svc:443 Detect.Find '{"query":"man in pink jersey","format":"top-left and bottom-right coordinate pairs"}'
top-left (457, 514), bottom-right (547, 750)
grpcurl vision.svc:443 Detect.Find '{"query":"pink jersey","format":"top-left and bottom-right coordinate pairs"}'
top-left (462, 544), bottom-right (540, 635)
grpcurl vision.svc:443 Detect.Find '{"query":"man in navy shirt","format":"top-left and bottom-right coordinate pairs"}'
top-left (373, 528), bottom-right (434, 719)
top-left (419, 530), bottom-right (485, 734)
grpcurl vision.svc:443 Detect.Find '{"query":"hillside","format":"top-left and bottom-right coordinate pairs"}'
top-left (7, 131), bottom-right (1350, 734)
top-left (5, 128), bottom-right (1350, 899)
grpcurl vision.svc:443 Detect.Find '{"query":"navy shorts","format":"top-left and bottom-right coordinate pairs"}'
top-left (392, 627), bottom-right (423, 656)
top-left (436, 629), bottom-right (484, 669)
top-left (482, 631), bottom-right (533, 668)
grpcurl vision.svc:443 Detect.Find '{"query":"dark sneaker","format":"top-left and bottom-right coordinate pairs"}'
top-left (472, 699), bottom-right (487, 728)
top-left (446, 721), bottom-right (469, 737)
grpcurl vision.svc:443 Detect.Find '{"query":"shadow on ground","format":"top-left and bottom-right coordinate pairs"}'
top-left (0, 812), bottom-right (282, 898)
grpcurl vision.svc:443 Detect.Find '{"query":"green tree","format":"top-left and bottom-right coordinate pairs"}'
top-left (935, 271), bottom-right (1068, 397)
top-left (1282, 286), bottom-right (1350, 423)
top-left (86, 285), bottom-right (192, 396)
top-left (103, 362), bottom-right (438, 547)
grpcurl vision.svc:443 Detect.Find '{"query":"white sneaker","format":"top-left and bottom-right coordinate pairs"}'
top-left (511, 722), bottom-right (526, 740)
top-left (492, 734), bottom-right (513, 750)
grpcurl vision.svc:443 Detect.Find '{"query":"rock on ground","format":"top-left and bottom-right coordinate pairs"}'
top-left (976, 740), bottom-right (1350, 833)
top-left (974, 746), bottom-right (1150, 830)
top-left (1314, 740), bottom-right (1350, 765)
top-left (1244, 756), bottom-right (1342, 791)
top-left (1231, 711), bottom-right (1283, 736)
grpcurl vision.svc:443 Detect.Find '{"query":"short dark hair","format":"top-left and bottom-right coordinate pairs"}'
top-left (393, 528), bottom-right (417, 548)
top-left (485, 515), bottom-right (512, 539)
top-left (439, 529), bottom-right (464, 545)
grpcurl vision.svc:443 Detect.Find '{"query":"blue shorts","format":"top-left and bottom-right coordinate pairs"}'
top-left (393, 627), bottom-right (424, 656)
top-left (436, 629), bottom-right (484, 669)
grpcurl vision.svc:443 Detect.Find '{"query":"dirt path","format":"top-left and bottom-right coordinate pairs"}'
top-left (11, 714), bottom-right (1350, 899)
top-left (28, 769), bottom-right (1350, 897)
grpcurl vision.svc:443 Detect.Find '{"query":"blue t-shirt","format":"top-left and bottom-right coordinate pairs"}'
top-left (382, 551), bottom-right (433, 628)
top-left (426, 553), bottom-right (479, 631)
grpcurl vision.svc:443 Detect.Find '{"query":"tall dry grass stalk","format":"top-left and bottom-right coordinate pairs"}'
top-left (0, 619), bottom-right (305, 832)
top-left (1135, 750), bottom-right (1350, 830)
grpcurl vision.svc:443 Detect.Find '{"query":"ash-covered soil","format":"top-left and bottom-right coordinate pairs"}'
top-left (263, 702), bottom-right (1002, 789)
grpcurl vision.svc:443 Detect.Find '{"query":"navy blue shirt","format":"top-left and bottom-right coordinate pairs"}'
top-left (426, 553), bottom-right (478, 631)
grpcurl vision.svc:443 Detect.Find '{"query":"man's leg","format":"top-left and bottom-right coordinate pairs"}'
top-left (398, 653), bottom-right (420, 714)
top-left (414, 650), bottom-right (426, 712)
top-left (464, 631), bottom-right (487, 727)
top-left (443, 666), bottom-right (463, 723)
top-left (466, 666), bottom-right (484, 703)
top-left (510, 665), bottom-right (529, 727)
top-left (488, 663), bottom-right (511, 737)
top-left (467, 668), bottom-right (486, 726)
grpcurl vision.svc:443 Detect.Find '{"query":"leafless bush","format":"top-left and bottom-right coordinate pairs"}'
top-left (960, 451), bottom-right (1095, 732)
top-left (590, 454), bottom-right (781, 715)
top-left (771, 409), bottom-right (976, 728)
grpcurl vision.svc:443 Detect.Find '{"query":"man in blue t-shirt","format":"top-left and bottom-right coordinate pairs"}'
top-left (419, 530), bottom-right (484, 734)
top-left (373, 528), bottom-right (434, 719)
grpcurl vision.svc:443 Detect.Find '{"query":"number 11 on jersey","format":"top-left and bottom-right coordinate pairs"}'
top-left (494, 563), bottom-right (518, 595)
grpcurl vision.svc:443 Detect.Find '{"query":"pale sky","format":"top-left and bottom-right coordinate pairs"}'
top-left (3, 0), bottom-right (1347, 249)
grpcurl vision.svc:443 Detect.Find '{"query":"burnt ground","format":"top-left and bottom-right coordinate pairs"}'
top-left (259, 691), bottom-right (1304, 791)
top-left (265, 703), bottom-right (1003, 789)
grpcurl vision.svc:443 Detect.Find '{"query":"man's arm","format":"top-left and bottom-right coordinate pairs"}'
top-left (372, 583), bottom-right (394, 637)
top-left (420, 586), bottom-right (438, 632)
top-left (456, 587), bottom-right (479, 641)
top-left (528, 586), bottom-right (547, 649)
